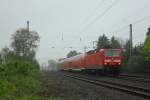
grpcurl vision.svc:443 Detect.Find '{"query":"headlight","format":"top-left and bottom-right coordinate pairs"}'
top-left (105, 60), bottom-right (111, 62)
top-left (114, 60), bottom-right (120, 62)
top-left (104, 63), bottom-right (107, 65)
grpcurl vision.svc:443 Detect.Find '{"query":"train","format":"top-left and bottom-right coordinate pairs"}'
top-left (59, 49), bottom-right (123, 75)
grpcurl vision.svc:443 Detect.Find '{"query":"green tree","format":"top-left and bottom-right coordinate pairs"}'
top-left (123, 27), bottom-right (150, 74)
top-left (143, 27), bottom-right (150, 61)
top-left (0, 47), bottom-right (11, 64)
top-left (110, 36), bottom-right (121, 49)
top-left (146, 27), bottom-right (150, 36)
top-left (0, 26), bottom-right (41, 99)
top-left (67, 50), bottom-right (80, 58)
top-left (133, 43), bottom-right (144, 55)
top-left (0, 54), bottom-right (2, 64)
top-left (123, 40), bottom-right (130, 59)
top-left (0, 52), bottom-right (40, 99)
top-left (122, 43), bottom-right (146, 73)
top-left (11, 28), bottom-right (40, 57)
top-left (96, 34), bottom-right (110, 50)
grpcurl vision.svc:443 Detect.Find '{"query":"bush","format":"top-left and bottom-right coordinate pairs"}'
top-left (0, 55), bottom-right (41, 99)
top-left (122, 52), bottom-right (150, 74)
top-left (125, 55), bottom-right (144, 73)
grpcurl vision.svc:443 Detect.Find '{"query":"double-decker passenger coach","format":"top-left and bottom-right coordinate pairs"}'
top-left (59, 49), bottom-right (122, 75)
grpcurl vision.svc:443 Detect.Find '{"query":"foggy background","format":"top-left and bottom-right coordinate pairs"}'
top-left (0, 0), bottom-right (150, 64)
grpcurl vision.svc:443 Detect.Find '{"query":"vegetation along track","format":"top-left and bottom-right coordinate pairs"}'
top-left (63, 73), bottom-right (150, 99)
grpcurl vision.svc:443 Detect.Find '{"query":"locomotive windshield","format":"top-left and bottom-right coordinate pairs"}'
top-left (105, 51), bottom-right (113, 57)
top-left (105, 50), bottom-right (120, 57)
top-left (113, 51), bottom-right (120, 57)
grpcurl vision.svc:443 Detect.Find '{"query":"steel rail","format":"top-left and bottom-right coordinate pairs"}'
top-left (63, 73), bottom-right (150, 99)
top-left (118, 74), bottom-right (150, 83)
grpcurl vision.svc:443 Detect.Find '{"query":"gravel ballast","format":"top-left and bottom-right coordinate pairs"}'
top-left (39, 71), bottom-right (148, 100)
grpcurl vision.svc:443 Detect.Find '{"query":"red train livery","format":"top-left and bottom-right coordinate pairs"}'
top-left (59, 49), bottom-right (122, 72)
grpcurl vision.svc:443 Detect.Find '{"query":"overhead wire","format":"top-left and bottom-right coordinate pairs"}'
top-left (57, 0), bottom-right (105, 50)
top-left (66, 0), bottom-right (119, 52)
top-left (79, 0), bottom-right (119, 36)
top-left (66, 0), bottom-right (106, 49)
top-left (110, 2), bottom-right (150, 34)
top-left (133, 15), bottom-right (150, 41)
top-left (123, 2), bottom-right (150, 21)
top-left (61, 1), bottom-right (150, 52)
top-left (78, 0), bottom-right (150, 40)
top-left (111, 15), bottom-right (150, 44)
top-left (80, 0), bottom-right (106, 26)
top-left (112, 15), bottom-right (150, 34)
top-left (71, 0), bottom-right (106, 43)
top-left (71, 0), bottom-right (119, 45)
top-left (133, 15), bottom-right (150, 25)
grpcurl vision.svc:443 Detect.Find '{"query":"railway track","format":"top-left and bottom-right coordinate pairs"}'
top-left (67, 71), bottom-right (150, 83)
top-left (101, 73), bottom-right (150, 83)
top-left (120, 73), bottom-right (150, 78)
top-left (63, 73), bottom-right (150, 99)
top-left (118, 74), bottom-right (150, 83)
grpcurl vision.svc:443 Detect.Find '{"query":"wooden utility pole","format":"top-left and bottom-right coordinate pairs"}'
top-left (129, 24), bottom-right (133, 57)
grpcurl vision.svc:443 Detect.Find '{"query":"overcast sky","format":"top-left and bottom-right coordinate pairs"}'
top-left (0, 0), bottom-right (150, 64)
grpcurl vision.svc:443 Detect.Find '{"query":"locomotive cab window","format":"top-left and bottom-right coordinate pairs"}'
top-left (112, 50), bottom-right (120, 57)
top-left (105, 51), bottom-right (112, 57)
top-left (105, 50), bottom-right (120, 57)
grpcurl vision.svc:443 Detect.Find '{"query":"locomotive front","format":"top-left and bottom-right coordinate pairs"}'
top-left (103, 49), bottom-right (122, 67)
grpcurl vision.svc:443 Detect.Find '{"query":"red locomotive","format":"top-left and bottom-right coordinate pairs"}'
top-left (59, 49), bottom-right (122, 74)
